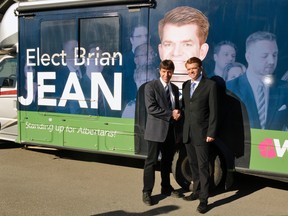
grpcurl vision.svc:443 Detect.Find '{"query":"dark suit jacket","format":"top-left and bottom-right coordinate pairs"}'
top-left (144, 79), bottom-right (180, 142)
top-left (182, 77), bottom-right (218, 145)
top-left (226, 73), bottom-right (288, 130)
top-left (122, 50), bottom-right (137, 106)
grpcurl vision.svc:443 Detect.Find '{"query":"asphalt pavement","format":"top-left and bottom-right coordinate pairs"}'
top-left (0, 141), bottom-right (287, 216)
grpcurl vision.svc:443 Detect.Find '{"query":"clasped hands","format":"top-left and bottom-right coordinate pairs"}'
top-left (172, 109), bottom-right (181, 121)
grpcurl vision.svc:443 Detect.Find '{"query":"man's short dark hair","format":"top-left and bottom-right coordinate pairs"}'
top-left (213, 40), bottom-right (237, 55)
top-left (160, 59), bottom-right (175, 71)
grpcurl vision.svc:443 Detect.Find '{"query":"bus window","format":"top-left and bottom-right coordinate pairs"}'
top-left (79, 17), bottom-right (120, 54)
top-left (0, 57), bottom-right (17, 88)
top-left (41, 19), bottom-right (76, 56)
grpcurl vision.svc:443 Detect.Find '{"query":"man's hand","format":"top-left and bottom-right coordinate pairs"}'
top-left (172, 109), bottom-right (181, 121)
top-left (206, 137), bottom-right (215, 142)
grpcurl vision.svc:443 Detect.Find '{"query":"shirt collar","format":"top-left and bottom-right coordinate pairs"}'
top-left (246, 69), bottom-right (263, 86)
top-left (191, 73), bottom-right (202, 84)
top-left (160, 77), bottom-right (170, 88)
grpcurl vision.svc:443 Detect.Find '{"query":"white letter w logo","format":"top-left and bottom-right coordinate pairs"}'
top-left (273, 139), bottom-right (288, 157)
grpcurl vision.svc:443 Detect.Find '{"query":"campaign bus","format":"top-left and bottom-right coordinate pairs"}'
top-left (1, 0), bottom-right (288, 190)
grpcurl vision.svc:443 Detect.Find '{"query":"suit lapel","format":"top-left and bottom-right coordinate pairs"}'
top-left (183, 80), bottom-right (191, 103)
top-left (155, 79), bottom-right (169, 106)
top-left (237, 74), bottom-right (261, 128)
top-left (190, 77), bottom-right (206, 100)
top-left (266, 85), bottom-right (282, 128)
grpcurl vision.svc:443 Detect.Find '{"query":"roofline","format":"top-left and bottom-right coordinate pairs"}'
top-left (17, 0), bottom-right (155, 14)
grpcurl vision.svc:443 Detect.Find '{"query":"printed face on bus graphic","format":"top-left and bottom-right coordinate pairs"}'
top-left (245, 40), bottom-right (278, 77)
top-left (130, 26), bottom-right (149, 53)
top-left (214, 44), bottom-right (236, 72)
top-left (64, 40), bottom-right (78, 62)
top-left (134, 44), bottom-right (157, 67)
top-left (158, 23), bottom-right (209, 83)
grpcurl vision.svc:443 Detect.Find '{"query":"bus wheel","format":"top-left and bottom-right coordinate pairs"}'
top-left (172, 145), bottom-right (225, 191)
top-left (209, 146), bottom-right (225, 189)
top-left (172, 146), bottom-right (192, 191)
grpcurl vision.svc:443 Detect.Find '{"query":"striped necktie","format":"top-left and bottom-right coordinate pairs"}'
top-left (165, 85), bottom-right (172, 110)
top-left (257, 85), bottom-right (265, 129)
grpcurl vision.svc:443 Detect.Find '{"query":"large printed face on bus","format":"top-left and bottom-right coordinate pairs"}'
top-left (158, 24), bottom-right (209, 83)
top-left (245, 40), bottom-right (278, 77)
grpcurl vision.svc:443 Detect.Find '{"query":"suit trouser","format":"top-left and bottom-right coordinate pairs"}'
top-left (185, 142), bottom-right (210, 202)
top-left (143, 125), bottom-right (175, 193)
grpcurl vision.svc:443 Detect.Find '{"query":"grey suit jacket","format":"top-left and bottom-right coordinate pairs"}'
top-left (144, 79), bottom-right (180, 142)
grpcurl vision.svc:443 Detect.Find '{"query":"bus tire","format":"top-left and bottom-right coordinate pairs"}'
top-left (209, 147), bottom-right (225, 189)
top-left (171, 146), bottom-right (192, 191)
top-left (172, 145), bottom-right (225, 191)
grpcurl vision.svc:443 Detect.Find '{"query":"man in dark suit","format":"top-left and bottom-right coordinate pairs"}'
top-left (182, 57), bottom-right (218, 214)
top-left (227, 31), bottom-right (288, 130)
top-left (142, 60), bottom-right (181, 206)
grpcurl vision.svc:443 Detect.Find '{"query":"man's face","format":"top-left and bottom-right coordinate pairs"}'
top-left (64, 40), bottom-right (78, 59)
top-left (130, 26), bottom-right (148, 51)
top-left (246, 40), bottom-right (278, 76)
top-left (159, 68), bottom-right (174, 83)
top-left (134, 68), bottom-right (158, 89)
top-left (214, 45), bottom-right (236, 70)
top-left (186, 62), bottom-right (201, 81)
top-left (134, 47), bottom-right (156, 67)
top-left (158, 24), bottom-right (208, 83)
top-left (86, 48), bottom-right (104, 75)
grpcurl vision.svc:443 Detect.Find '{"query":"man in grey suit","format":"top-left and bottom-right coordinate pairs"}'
top-left (142, 60), bottom-right (181, 206)
top-left (182, 57), bottom-right (218, 214)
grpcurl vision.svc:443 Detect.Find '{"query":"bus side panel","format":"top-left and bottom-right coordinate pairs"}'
top-left (17, 0), bottom-right (288, 179)
top-left (18, 5), bottom-right (149, 156)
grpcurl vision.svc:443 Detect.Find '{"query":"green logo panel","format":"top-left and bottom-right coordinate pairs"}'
top-left (250, 129), bottom-right (288, 174)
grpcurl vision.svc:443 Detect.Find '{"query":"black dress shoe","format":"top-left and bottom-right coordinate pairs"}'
top-left (142, 192), bottom-right (152, 206)
top-left (197, 201), bottom-right (208, 214)
top-left (161, 187), bottom-right (181, 198)
top-left (183, 193), bottom-right (199, 201)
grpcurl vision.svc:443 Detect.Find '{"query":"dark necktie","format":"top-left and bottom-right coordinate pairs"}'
top-left (165, 85), bottom-right (172, 110)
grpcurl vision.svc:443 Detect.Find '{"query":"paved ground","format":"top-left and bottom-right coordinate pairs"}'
top-left (0, 141), bottom-right (287, 216)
